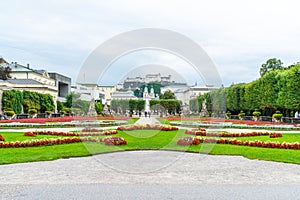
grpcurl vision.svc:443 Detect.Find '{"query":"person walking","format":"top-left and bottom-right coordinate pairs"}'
top-left (295, 111), bottom-right (299, 118)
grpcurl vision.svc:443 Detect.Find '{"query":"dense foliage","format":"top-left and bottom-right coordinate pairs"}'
top-left (65, 92), bottom-right (90, 114)
top-left (110, 99), bottom-right (145, 115)
top-left (190, 61), bottom-right (300, 117)
top-left (159, 90), bottom-right (176, 99)
top-left (150, 99), bottom-right (182, 114)
top-left (0, 66), bottom-right (11, 80)
top-left (133, 82), bottom-right (161, 98)
top-left (2, 89), bottom-right (55, 114)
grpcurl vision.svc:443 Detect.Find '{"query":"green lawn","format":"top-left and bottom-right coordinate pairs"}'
top-left (156, 118), bottom-right (170, 125)
top-left (1, 130), bottom-right (300, 165)
top-left (126, 118), bottom-right (140, 124)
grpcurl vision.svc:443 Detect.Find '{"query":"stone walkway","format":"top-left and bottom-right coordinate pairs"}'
top-left (1, 151), bottom-right (300, 199)
top-left (134, 116), bottom-right (161, 125)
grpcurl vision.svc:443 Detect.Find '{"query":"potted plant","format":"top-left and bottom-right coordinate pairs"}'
top-left (252, 109), bottom-right (261, 121)
top-left (28, 108), bottom-right (37, 118)
top-left (5, 110), bottom-right (15, 120)
top-left (45, 110), bottom-right (52, 118)
top-left (272, 111), bottom-right (283, 123)
top-left (60, 110), bottom-right (66, 117)
top-left (226, 111), bottom-right (231, 119)
top-left (238, 110), bottom-right (245, 120)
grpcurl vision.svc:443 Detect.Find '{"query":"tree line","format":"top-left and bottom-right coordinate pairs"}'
top-left (2, 89), bottom-right (55, 115)
top-left (190, 59), bottom-right (300, 117)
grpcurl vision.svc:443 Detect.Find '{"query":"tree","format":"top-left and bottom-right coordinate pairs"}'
top-left (150, 99), bottom-right (181, 115)
top-left (0, 66), bottom-right (11, 80)
top-left (57, 101), bottom-right (64, 112)
top-left (226, 83), bottom-right (245, 114)
top-left (12, 90), bottom-right (23, 114)
top-left (22, 90), bottom-right (41, 113)
top-left (65, 92), bottom-right (81, 108)
top-left (260, 58), bottom-right (283, 77)
top-left (39, 94), bottom-right (55, 113)
top-left (159, 90), bottom-right (175, 99)
top-left (65, 92), bottom-right (91, 114)
top-left (95, 100), bottom-right (103, 115)
top-left (133, 82), bottom-right (161, 98)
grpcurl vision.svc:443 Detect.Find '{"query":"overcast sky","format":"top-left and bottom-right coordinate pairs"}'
top-left (1, 0), bottom-right (300, 86)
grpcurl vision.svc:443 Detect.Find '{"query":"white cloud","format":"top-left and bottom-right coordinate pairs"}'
top-left (1, 0), bottom-right (300, 85)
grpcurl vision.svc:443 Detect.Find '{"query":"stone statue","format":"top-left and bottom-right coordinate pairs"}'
top-left (200, 99), bottom-right (209, 117)
top-left (87, 98), bottom-right (97, 116)
top-left (102, 102), bottom-right (110, 116)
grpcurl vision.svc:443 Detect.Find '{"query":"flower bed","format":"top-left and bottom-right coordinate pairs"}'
top-left (170, 121), bottom-right (297, 130)
top-left (0, 137), bottom-right (83, 148)
top-left (24, 130), bottom-right (118, 137)
top-left (0, 134), bottom-right (5, 141)
top-left (0, 134), bottom-right (128, 148)
top-left (103, 136), bottom-right (127, 146)
top-left (117, 124), bottom-right (178, 131)
top-left (270, 133), bottom-right (283, 138)
top-left (185, 128), bottom-right (270, 137)
top-left (165, 117), bottom-right (291, 126)
top-left (24, 132), bottom-right (36, 137)
top-left (0, 116), bottom-right (131, 124)
top-left (177, 136), bottom-right (300, 150)
top-left (177, 136), bottom-right (199, 145)
top-left (81, 127), bottom-right (104, 132)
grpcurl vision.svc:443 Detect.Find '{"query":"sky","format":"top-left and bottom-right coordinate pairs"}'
top-left (1, 0), bottom-right (300, 86)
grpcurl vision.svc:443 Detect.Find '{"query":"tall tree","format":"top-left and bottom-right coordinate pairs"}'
top-left (260, 58), bottom-right (283, 77)
top-left (159, 90), bottom-right (175, 99)
top-left (0, 66), bottom-right (12, 80)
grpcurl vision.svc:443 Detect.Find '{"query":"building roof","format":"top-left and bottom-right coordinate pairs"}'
top-left (111, 91), bottom-right (137, 99)
top-left (0, 57), bottom-right (8, 64)
top-left (33, 69), bottom-right (47, 75)
top-left (5, 79), bottom-right (43, 85)
top-left (8, 63), bottom-right (32, 72)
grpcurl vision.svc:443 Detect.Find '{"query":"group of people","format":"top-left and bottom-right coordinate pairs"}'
top-left (144, 111), bottom-right (151, 118)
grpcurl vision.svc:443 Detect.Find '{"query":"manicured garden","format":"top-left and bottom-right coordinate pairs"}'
top-left (159, 117), bottom-right (299, 130)
top-left (1, 124), bottom-right (300, 165)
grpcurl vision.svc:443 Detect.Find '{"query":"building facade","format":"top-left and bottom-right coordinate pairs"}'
top-left (0, 59), bottom-right (72, 112)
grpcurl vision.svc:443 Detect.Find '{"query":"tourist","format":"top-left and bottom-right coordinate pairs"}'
top-left (295, 111), bottom-right (299, 118)
top-left (145, 111), bottom-right (147, 117)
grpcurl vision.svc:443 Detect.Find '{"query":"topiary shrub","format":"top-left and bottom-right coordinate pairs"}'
top-left (272, 111), bottom-right (283, 122)
top-left (238, 110), bottom-right (245, 119)
top-left (253, 109), bottom-right (261, 117)
top-left (45, 110), bottom-right (52, 115)
top-left (28, 108), bottom-right (37, 115)
top-left (5, 110), bottom-right (15, 117)
top-left (226, 111), bottom-right (231, 119)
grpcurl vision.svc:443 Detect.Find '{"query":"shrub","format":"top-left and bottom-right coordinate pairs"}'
top-left (273, 111), bottom-right (283, 120)
top-left (238, 110), bottom-right (245, 119)
top-left (253, 109), bottom-right (261, 117)
top-left (28, 108), bottom-right (37, 115)
top-left (5, 110), bottom-right (15, 116)
top-left (45, 111), bottom-right (52, 115)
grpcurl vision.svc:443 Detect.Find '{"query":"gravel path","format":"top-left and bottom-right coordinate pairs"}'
top-left (134, 116), bottom-right (161, 124)
top-left (1, 151), bottom-right (300, 199)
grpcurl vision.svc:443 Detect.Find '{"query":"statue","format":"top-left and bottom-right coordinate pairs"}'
top-left (87, 98), bottom-right (97, 116)
top-left (102, 102), bottom-right (110, 116)
top-left (199, 99), bottom-right (209, 117)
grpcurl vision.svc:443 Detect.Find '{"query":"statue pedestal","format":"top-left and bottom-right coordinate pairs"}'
top-left (145, 99), bottom-right (150, 113)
